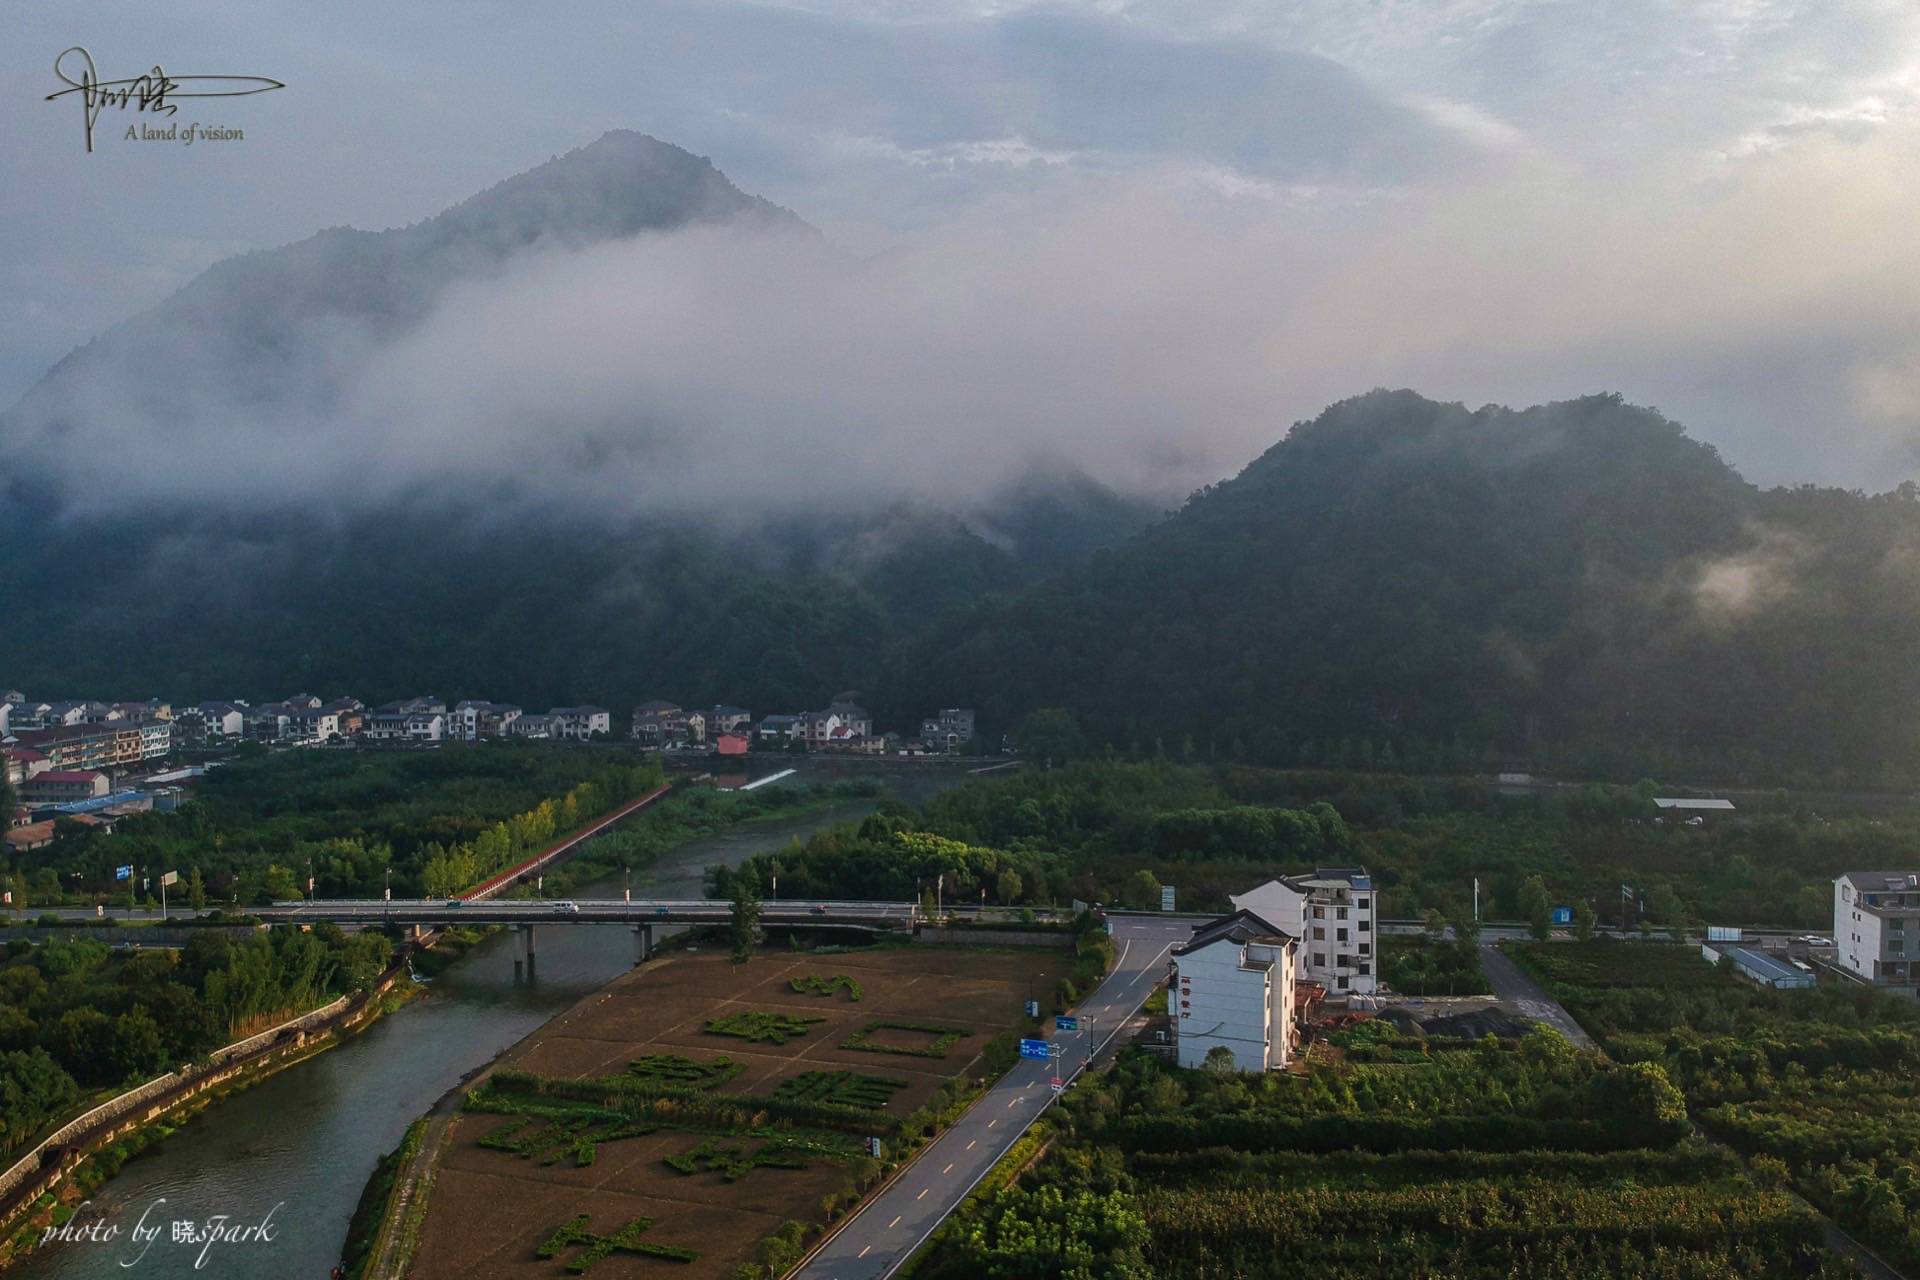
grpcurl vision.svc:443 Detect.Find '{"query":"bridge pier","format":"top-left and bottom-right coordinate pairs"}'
top-left (631, 924), bottom-right (653, 966)
top-left (512, 923), bottom-right (538, 981)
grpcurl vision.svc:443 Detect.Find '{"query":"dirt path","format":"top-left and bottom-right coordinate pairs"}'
top-left (1477, 943), bottom-right (1597, 1049)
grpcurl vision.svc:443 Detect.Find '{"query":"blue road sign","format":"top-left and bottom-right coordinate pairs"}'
top-left (1018, 1038), bottom-right (1051, 1060)
top-left (115, 865), bottom-right (132, 881)
top-left (1552, 906), bottom-right (1573, 925)
top-left (1055, 1015), bottom-right (1079, 1031)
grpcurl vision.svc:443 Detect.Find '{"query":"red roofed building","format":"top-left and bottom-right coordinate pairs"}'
top-left (20, 770), bottom-right (111, 805)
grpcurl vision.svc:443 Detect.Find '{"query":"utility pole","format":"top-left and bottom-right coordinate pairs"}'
top-left (1473, 877), bottom-right (1480, 922)
top-left (937, 873), bottom-right (944, 921)
top-left (624, 865), bottom-right (631, 905)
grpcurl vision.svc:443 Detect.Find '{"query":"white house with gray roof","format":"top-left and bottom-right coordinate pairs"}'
top-left (1171, 908), bottom-right (1299, 1072)
top-left (1836, 871), bottom-right (1920, 1000)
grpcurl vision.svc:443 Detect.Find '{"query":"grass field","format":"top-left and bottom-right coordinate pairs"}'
top-left (409, 944), bottom-right (1052, 1280)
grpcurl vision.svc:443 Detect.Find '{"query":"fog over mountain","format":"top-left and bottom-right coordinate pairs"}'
top-left (11, 114), bottom-right (1920, 522)
top-left (6, 128), bottom-right (1920, 784)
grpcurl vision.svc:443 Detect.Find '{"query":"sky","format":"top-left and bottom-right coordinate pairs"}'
top-left (5, 0), bottom-right (1920, 500)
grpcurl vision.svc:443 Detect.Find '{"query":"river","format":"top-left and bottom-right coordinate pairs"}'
top-left (15, 763), bottom-right (963, 1280)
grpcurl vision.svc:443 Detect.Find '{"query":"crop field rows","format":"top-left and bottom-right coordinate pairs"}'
top-left (409, 946), bottom-right (1049, 1280)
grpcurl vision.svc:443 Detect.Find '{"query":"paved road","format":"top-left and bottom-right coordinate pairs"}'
top-left (793, 915), bottom-right (1192, 1280)
top-left (1478, 943), bottom-right (1597, 1049)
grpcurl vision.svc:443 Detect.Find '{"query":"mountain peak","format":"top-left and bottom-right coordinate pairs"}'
top-left (431, 132), bottom-right (809, 248)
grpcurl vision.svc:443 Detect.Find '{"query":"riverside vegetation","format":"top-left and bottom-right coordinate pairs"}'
top-left (0, 928), bottom-right (391, 1161)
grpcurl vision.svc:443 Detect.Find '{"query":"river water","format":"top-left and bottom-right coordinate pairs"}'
top-left (16, 764), bottom-right (959, 1280)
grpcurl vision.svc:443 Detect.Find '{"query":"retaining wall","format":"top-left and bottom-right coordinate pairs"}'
top-left (0, 965), bottom-right (404, 1235)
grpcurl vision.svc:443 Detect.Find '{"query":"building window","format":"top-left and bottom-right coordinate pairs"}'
top-left (1337, 976), bottom-right (1349, 990)
top-left (1337, 907), bottom-right (1349, 921)
top-left (1312, 906), bottom-right (1325, 919)
top-left (1359, 920), bottom-right (1371, 932)
top-left (1359, 942), bottom-right (1371, 955)
top-left (1357, 897), bottom-right (1370, 909)
top-left (1313, 927), bottom-right (1325, 940)
top-left (1336, 928), bottom-right (1349, 942)
top-left (1358, 962), bottom-right (1371, 975)
top-left (1312, 953), bottom-right (1325, 967)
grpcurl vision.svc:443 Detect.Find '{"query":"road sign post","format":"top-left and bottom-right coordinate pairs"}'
top-left (1055, 1015), bottom-right (1078, 1031)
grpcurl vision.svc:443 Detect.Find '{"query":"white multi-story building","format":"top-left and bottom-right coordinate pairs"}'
top-left (1171, 909), bottom-right (1299, 1072)
top-left (1836, 871), bottom-right (1920, 1000)
top-left (1231, 868), bottom-right (1378, 998)
top-left (363, 699), bottom-right (447, 742)
top-left (450, 700), bottom-right (522, 741)
top-left (549, 706), bottom-right (611, 741)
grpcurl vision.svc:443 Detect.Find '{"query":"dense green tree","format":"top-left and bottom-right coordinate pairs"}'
top-left (729, 868), bottom-right (762, 964)
top-left (1573, 898), bottom-right (1598, 942)
top-left (1012, 709), bottom-right (1087, 769)
top-left (1520, 876), bottom-right (1554, 941)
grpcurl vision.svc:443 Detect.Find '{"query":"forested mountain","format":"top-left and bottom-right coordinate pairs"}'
top-left (880, 391), bottom-right (1920, 786)
top-left (0, 132), bottom-right (1156, 710)
top-left (2, 130), bottom-right (803, 495)
top-left (4, 132), bottom-right (1917, 785)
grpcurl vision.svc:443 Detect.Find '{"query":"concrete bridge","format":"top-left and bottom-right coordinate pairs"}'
top-left (261, 898), bottom-right (921, 977)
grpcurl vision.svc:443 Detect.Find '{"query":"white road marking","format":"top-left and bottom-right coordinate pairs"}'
top-left (888, 1216), bottom-right (901, 1229)
top-left (916, 1188), bottom-right (927, 1200)
top-left (966, 1140), bottom-right (976, 1150)
top-left (943, 1162), bottom-right (955, 1174)
top-left (859, 1246), bottom-right (871, 1259)
top-left (987, 1119), bottom-right (996, 1128)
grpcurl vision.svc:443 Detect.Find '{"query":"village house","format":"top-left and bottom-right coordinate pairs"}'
top-left (1836, 871), bottom-right (1920, 1001)
top-left (3, 747), bottom-right (50, 788)
top-left (1171, 908), bottom-right (1300, 1072)
top-left (631, 701), bottom-right (683, 742)
top-left (1231, 868), bottom-right (1379, 998)
top-left (449, 700), bottom-right (523, 741)
top-left (708, 705), bottom-right (752, 736)
top-left (363, 698), bottom-right (447, 742)
top-left (919, 708), bottom-right (976, 753)
top-left (508, 713), bottom-right (554, 740)
top-left (549, 706), bottom-right (611, 740)
top-left (798, 698), bottom-right (873, 750)
top-left (756, 714), bottom-right (802, 745)
top-left (181, 702), bottom-right (247, 741)
top-left (19, 770), bottom-right (112, 805)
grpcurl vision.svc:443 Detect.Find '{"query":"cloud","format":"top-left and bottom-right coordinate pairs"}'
top-left (1690, 527), bottom-right (1810, 622)
top-left (7, 0), bottom-right (1920, 508)
top-left (12, 108), bottom-right (1920, 522)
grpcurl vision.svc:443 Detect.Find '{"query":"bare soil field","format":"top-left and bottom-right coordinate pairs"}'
top-left (409, 942), bottom-right (1053, 1280)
